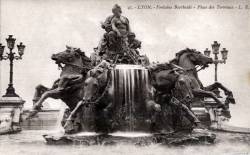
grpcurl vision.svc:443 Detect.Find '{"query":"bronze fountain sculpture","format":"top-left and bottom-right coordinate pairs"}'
top-left (27, 4), bottom-right (239, 145)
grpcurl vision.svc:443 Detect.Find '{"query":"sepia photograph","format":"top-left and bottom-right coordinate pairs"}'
top-left (0, 0), bottom-right (250, 154)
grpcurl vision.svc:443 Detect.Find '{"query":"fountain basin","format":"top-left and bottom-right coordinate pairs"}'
top-left (43, 130), bottom-right (216, 145)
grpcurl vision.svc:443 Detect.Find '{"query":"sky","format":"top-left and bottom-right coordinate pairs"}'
top-left (0, 0), bottom-right (250, 127)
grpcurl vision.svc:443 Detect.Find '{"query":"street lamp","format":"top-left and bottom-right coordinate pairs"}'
top-left (0, 35), bottom-right (25, 97)
top-left (204, 41), bottom-right (228, 82)
top-left (204, 48), bottom-right (211, 57)
top-left (211, 41), bottom-right (220, 55)
top-left (221, 48), bottom-right (228, 62)
top-left (17, 42), bottom-right (25, 57)
top-left (204, 41), bottom-right (228, 97)
top-left (6, 35), bottom-right (16, 50)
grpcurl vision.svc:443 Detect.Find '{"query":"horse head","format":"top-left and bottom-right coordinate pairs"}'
top-left (147, 62), bottom-right (180, 93)
top-left (82, 60), bottom-right (111, 102)
top-left (172, 48), bottom-right (213, 69)
top-left (138, 55), bottom-right (150, 66)
top-left (51, 45), bottom-right (91, 71)
top-left (174, 74), bottom-right (194, 102)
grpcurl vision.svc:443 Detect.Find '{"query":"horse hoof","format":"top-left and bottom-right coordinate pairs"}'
top-left (26, 110), bottom-right (39, 119)
top-left (12, 125), bottom-right (22, 132)
top-left (64, 123), bottom-right (77, 134)
top-left (193, 122), bottom-right (205, 129)
top-left (27, 104), bottom-right (43, 119)
top-left (225, 91), bottom-right (233, 96)
top-left (221, 109), bottom-right (231, 118)
top-left (226, 96), bottom-right (236, 104)
top-left (217, 103), bottom-right (228, 110)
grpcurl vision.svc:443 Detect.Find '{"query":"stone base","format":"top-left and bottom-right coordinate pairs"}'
top-left (210, 123), bottom-right (250, 134)
top-left (43, 129), bottom-right (216, 145)
top-left (0, 96), bottom-right (25, 135)
top-left (21, 109), bottom-right (60, 130)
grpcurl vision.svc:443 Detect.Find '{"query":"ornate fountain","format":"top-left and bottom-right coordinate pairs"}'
top-left (26, 4), bottom-right (242, 145)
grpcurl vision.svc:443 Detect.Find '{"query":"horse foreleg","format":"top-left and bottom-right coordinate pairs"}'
top-left (205, 82), bottom-right (231, 95)
top-left (32, 84), bottom-right (49, 104)
top-left (27, 88), bottom-right (62, 119)
top-left (192, 89), bottom-right (227, 109)
top-left (179, 103), bottom-right (200, 124)
top-left (33, 89), bottom-right (61, 109)
top-left (205, 82), bottom-right (235, 104)
top-left (70, 75), bottom-right (83, 83)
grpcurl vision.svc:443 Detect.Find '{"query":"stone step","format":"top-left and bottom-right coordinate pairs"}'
top-left (21, 109), bottom-right (60, 130)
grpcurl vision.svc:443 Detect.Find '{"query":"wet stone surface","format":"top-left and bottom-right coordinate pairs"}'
top-left (43, 129), bottom-right (216, 146)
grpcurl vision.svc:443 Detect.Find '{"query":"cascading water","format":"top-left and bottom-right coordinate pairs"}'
top-left (112, 65), bottom-right (151, 132)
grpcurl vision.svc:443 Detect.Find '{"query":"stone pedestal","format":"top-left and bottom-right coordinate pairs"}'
top-left (21, 109), bottom-right (60, 130)
top-left (0, 96), bottom-right (25, 134)
top-left (203, 98), bottom-right (230, 128)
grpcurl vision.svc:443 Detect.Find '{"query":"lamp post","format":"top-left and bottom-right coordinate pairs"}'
top-left (204, 41), bottom-right (228, 96)
top-left (0, 35), bottom-right (25, 97)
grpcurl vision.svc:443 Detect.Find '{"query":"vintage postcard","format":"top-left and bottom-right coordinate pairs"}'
top-left (0, 0), bottom-right (250, 154)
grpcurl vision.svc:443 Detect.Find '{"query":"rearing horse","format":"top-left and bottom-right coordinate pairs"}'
top-left (28, 46), bottom-right (92, 118)
top-left (81, 60), bottom-right (114, 132)
top-left (147, 63), bottom-right (201, 131)
top-left (170, 48), bottom-right (235, 108)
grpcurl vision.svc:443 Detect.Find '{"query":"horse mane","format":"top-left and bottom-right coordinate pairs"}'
top-left (86, 60), bottom-right (111, 89)
top-left (169, 48), bottom-right (196, 65)
top-left (78, 50), bottom-right (92, 69)
top-left (88, 60), bottom-right (111, 78)
top-left (148, 62), bottom-right (173, 73)
top-left (139, 55), bottom-right (150, 66)
top-left (66, 45), bottom-right (92, 70)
